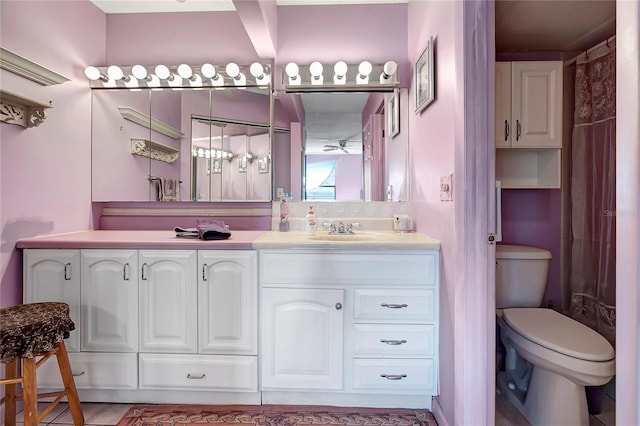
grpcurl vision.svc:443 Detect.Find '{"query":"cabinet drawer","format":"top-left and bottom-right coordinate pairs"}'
top-left (354, 289), bottom-right (435, 321)
top-left (353, 324), bottom-right (435, 357)
top-left (260, 251), bottom-right (436, 286)
top-left (37, 352), bottom-right (137, 390)
top-left (139, 353), bottom-right (257, 392)
top-left (353, 358), bottom-right (435, 392)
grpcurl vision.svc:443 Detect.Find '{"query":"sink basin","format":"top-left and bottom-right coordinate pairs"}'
top-left (307, 233), bottom-right (381, 242)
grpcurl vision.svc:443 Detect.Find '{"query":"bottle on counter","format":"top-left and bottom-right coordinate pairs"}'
top-left (304, 206), bottom-right (317, 236)
top-left (279, 198), bottom-right (289, 232)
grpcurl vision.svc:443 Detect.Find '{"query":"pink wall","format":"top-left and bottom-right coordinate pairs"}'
top-left (0, 0), bottom-right (105, 307)
top-left (406, 0), bottom-right (459, 422)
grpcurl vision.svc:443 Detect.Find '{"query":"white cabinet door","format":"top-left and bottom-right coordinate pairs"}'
top-left (261, 288), bottom-right (344, 390)
top-left (511, 61), bottom-right (563, 148)
top-left (139, 250), bottom-right (197, 353)
top-left (198, 250), bottom-right (257, 355)
top-left (81, 250), bottom-right (138, 352)
top-left (495, 62), bottom-right (512, 148)
top-left (23, 249), bottom-right (81, 352)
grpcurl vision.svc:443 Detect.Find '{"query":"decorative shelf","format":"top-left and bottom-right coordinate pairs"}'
top-left (131, 138), bottom-right (180, 163)
top-left (118, 107), bottom-right (184, 139)
top-left (0, 89), bottom-right (51, 128)
top-left (0, 48), bottom-right (70, 86)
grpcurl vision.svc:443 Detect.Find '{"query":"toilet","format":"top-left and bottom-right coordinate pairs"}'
top-left (495, 244), bottom-right (615, 426)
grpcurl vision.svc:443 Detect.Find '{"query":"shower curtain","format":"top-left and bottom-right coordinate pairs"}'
top-left (570, 39), bottom-right (616, 343)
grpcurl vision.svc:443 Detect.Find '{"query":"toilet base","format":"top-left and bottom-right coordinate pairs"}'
top-left (498, 366), bottom-right (590, 426)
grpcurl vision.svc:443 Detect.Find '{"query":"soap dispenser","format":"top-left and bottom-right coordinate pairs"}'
top-left (304, 206), bottom-right (317, 236)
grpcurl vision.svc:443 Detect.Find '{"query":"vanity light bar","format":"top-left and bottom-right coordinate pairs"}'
top-left (283, 60), bottom-right (399, 92)
top-left (84, 63), bottom-right (271, 89)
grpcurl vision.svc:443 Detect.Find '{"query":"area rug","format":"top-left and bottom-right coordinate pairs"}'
top-left (117, 404), bottom-right (437, 426)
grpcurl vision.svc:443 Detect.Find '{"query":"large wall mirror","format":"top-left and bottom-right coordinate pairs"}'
top-left (91, 86), bottom-right (272, 202)
top-left (273, 88), bottom-right (409, 202)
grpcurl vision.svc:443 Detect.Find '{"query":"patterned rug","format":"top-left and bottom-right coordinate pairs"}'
top-left (117, 404), bottom-right (437, 426)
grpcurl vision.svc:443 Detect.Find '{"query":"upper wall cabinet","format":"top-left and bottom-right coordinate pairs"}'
top-left (495, 61), bottom-right (562, 189)
top-left (496, 61), bottom-right (563, 149)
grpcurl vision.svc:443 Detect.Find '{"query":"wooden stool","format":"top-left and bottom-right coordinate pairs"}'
top-left (1, 302), bottom-right (84, 426)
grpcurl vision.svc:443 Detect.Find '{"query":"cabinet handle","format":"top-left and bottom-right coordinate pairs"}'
top-left (335, 302), bottom-right (342, 310)
top-left (516, 119), bottom-right (521, 141)
top-left (380, 339), bottom-right (407, 345)
top-left (64, 263), bottom-right (71, 281)
top-left (187, 373), bottom-right (206, 380)
top-left (141, 263), bottom-right (147, 280)
top-left (380, 303), bottom-right (408, 309)
top-left (504, 120), bottom-right (509, 141)
top-left (123, 263), bottom-right (130, 281)
top-left (72, 371), bottom-right (86, 377)
top-left (202, 264), bottom-right (208, 282)
top-left (380, 374), bottom-right (407, 380)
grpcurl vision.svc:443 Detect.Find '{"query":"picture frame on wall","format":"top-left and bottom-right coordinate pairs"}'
top-left (386, 88), bottom-right (400, 139)
top-left (415, 36), bottom-right (435, 113)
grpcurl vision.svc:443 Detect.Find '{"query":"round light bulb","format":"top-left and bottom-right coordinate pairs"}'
top-left (250, 62), bottom-right (264, 78)
top-left (285, 62), bottom-right (299, 78)
top-left (177, 64), bottom-right (193, 79)
top-left (309, 61), bottom-right (323, 77)
top-left (334, 61), bottom-right (348, 77)
top-left (201, 63), bottom-right (216, 78)
top-left (358, 60), bottom-right (373, 77)
top-left (155, 65), bottom-right (171, 80)
top-left (225, 62), bottom-right (240, 78)
top-left (131, 65), bottom-right (148, 80)
top-left (107, 65), bottom-right (124, 80)
top-left (383, 61), bottom-right (398, 77)
top-left (84, 66), bottom-right (101, 80)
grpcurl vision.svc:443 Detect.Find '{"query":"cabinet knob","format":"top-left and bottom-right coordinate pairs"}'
top-left (335, 302), bottom-right (342, 310)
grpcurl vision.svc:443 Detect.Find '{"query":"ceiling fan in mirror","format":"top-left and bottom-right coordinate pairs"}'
top-left (322, 136), bottom-right (361, 154)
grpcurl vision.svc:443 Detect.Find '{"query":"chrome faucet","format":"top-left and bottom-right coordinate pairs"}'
top-left (325, 221), bottom-right (359, 235)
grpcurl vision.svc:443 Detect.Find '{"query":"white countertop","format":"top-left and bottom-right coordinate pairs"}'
top-left (16, 230), bottom-right (441, 251)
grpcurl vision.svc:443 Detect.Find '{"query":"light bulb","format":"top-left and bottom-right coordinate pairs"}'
top-left (147, 74), bottom-right (161, 88)
top-left (285, 62), bottom-right (299, 78)
top-left (225, 62), bottom-right (240, 78)
top-left (250, 62), bottom-right (264, 78)
top-left (107, 65), bottom-right (124, 80)
top-left (177, 64), bottom-right (193, 79)
top-left (155, 65), bottom-right (171, 80)
top-left (201, 63), bottom-right (216, 79)
top-left (309, 62), bottom-right (323, 77)
top-left (334, 61), bottom-right (348, 77)
top-left (84, 66), bottom-right (103, 81)
top-left (358, 61), bottom-right (373, 77)
top-left (131, 65), bottom-right (148, 80)
top-left (383, 61), bottom-right (398, 77)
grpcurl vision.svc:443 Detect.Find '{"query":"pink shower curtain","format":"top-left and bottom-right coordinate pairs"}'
top-left (570, 39), bottom-right (616, 344)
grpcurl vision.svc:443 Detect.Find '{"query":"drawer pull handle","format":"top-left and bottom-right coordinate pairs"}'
top-left (64, 263), bottom-right (72, 281)
top-left (72, 371), bottom-right (86, 377)
top-left (380, 339), bottom-right (407, 345)
top-left (187, 373), bottom-right (206, 380)
top-left (380, 374), bottom-right (407, 380)
top-left (380, 303), bottom-right (408, 309)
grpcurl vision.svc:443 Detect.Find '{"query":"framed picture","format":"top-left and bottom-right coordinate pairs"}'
top-left (415, 36), bottom-right (435, 113)
top-left (386, 89), bottom-right (400, 139)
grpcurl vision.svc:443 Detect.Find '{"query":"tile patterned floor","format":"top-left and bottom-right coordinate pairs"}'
top-left (11, 397), bottom-right (615, 426)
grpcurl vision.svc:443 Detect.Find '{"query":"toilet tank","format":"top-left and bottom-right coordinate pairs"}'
top-left (496, 244), bottom-right (552, 309)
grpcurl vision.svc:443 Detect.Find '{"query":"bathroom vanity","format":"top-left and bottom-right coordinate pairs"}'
top-left (17, 230), bottom-right (440, 409)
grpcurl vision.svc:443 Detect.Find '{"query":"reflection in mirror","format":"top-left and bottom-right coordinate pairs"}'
top-left (274, 89), bottom-right (409, 202)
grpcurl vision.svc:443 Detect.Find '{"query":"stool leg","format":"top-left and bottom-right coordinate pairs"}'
top-left (54, 342), bottom-right (84, 426)
top-left (4, 359), bottom-right (18, 426)
top-left (21, 358), bottom-right (37, 426)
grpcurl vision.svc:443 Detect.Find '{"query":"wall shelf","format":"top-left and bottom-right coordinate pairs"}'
top-left (495, 148), bottom-right (561, 189)
top-left (0, 89), bottom-right (51, 128)
top-left (119, 107), bottom-right (184, 139)
top-left (0, 48), bottom-right (70, 86)
top-left (131, 138), bottom-right (180, 164)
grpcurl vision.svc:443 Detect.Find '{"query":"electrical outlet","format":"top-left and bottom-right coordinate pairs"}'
top-left (276, 187), bottom-right (284, 199)
top-left (440, 174), bottom-right (453, 201)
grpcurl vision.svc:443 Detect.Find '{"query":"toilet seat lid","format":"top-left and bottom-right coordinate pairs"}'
top-left (502, 308), bottom-right (615, 361)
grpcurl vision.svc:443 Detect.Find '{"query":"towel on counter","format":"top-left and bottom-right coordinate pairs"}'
top-left (197, 219), bottom-right (231, 240)
top-left (174, 220), bottom-right (231, 240)
top-left (158, 177), bottom-right (180, 202)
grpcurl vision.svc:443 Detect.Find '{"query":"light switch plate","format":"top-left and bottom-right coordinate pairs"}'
top-left (276, 187), bottom-right (284, 199)
top-left (440, 174), bottom-right (453, 201)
